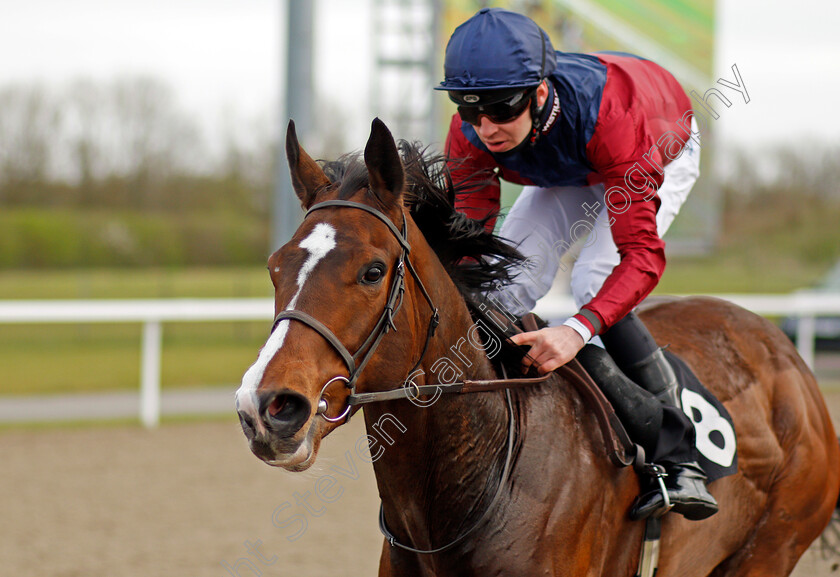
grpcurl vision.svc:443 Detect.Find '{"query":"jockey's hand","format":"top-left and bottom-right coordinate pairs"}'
top-left (509, 325), bottom-right (585, 375)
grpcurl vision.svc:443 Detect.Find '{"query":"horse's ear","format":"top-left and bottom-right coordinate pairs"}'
top-left (286, 119), bottom-right (330, 209)
top-left (364, 118), bottom-right (404, 208)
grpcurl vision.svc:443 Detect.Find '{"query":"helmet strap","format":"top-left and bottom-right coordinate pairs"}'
top-left (528, 87), bottom-right (546, 146)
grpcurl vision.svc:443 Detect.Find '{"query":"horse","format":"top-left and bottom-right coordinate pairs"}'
top-left (234, 118), bottom-right (840, 576)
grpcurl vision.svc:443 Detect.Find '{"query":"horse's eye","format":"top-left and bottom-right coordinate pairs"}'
top-left (362, 264), bottom-right (385, 284)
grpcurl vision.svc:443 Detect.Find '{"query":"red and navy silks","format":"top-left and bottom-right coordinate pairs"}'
top-left (445, 51), bottom-right (695, 336)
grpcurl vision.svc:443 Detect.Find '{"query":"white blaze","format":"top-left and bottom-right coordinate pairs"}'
top-left (236, 223), bottom-right (337, 423)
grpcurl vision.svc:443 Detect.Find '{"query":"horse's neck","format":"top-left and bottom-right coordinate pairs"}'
top-left (364, 279), bottom-right (514, 551)
top-left (364, 402), bottom-right (511, 555)
top-left (364, 218), bottom-right (574, 553)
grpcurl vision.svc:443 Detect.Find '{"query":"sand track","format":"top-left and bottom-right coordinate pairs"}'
top-left (4, 394), bottom-right (840, 577)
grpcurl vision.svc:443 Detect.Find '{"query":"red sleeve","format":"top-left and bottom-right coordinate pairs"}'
top-left (576, 68), bottom-right (670, 335)
top-left (445, 114), bottom-right (501, 232)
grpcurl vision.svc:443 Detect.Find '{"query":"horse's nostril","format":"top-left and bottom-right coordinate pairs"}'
top-left (268, 395), bottom-right (288, 418)
top-left (260, 392), bottom-right (311, 436)
top-left (239, 411), bottom-right (254, 427)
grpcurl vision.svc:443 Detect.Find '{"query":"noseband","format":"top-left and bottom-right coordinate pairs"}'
top-left (271, 199), bottom-right (439, 423)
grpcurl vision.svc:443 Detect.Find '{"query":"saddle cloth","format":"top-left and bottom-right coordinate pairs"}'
top-left (663, 349), bottom-right (738, 481)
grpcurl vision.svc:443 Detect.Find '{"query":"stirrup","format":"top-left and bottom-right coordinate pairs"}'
top-left (639, 463), bottom-right (672, 519)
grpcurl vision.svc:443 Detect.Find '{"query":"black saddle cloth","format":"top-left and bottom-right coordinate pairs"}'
top-left (663, 350), bottom-right (738, 482)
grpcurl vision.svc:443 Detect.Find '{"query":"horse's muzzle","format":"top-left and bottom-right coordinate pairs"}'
top-left (237, 391), bottom-right (315, 466)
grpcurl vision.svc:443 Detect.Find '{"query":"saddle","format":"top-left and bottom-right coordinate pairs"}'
top-left (515, 313), bottom-right (639, 468)
top-left (510, 313), bottom-right (737, 482)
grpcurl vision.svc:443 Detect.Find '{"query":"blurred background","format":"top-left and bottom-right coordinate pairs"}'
top-left (1, 0), bottom-right (839, 575)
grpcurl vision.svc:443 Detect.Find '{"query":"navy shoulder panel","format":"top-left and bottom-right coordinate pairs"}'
top-left (593, 50), bottom-right (648, 61)
top-left (550, 52), bottom-right (607, 147)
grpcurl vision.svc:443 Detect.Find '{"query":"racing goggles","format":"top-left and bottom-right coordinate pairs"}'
top-left (451, 87), bottom-right (535, 126)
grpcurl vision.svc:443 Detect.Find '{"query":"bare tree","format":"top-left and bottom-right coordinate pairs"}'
top-left (0, 75), bottom-right (278, 212)
top-left (0, 84), bottom-right (61, 197)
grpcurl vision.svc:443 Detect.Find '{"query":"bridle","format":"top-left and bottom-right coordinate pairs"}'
top-left (269, 196), bottom-right (636, 556)
top-left (271, 199), bottom-right (439, 423)
top-left (270, 197), bottom-right (519, 554)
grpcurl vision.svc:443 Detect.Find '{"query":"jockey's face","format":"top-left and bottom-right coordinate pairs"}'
top-left (472, 80), bottom-right (549, 153)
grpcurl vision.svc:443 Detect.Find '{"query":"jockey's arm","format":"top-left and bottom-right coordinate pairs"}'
top-left (567, 100), bottom-right (667, 340)
top-left (514, 107), bottom-right (667, 374)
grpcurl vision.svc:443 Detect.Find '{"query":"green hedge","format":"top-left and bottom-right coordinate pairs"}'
top-left (0, 208), bottom-right (270, 268)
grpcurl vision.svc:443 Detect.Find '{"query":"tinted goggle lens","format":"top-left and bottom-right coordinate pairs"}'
top-left (457, 93), bottom-right (533, 126)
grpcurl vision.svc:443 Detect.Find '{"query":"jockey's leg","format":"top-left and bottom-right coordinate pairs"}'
top-left (576, 344), bottom-right (663, 456)
top-left (602, 313), bottom-right (680, 407)
top-left (579, 317), bottom-right (716, 520)
top-left (600, 313), bottom-right (718, 520)
top-left (490, 184), bottom-right (602, 316)
top-left (571, 126), bottom-right (714, 520)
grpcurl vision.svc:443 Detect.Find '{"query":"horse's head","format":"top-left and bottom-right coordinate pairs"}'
top-left (235, 119), bottom-right (427, 471)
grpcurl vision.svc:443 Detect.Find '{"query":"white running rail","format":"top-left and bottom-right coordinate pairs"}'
top-left (1, 293), bottom-right (838, 428)
top-left (0, 299), bottom-right (273, 428)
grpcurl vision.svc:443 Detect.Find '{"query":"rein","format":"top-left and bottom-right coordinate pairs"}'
top-left (348, 373), bottom-right (552, 406)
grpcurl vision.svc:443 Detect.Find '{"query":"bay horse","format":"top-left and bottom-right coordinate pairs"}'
top-left (235, 118), bottom-right (840, 576)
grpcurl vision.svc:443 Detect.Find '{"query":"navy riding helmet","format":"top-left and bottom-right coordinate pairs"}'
top-left (436, 8), bottom-right (556, 143)
top-left (436, 7), bottom-right (556, 105)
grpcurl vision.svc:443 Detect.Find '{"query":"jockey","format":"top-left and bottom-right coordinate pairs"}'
top-left (437, 7), bottom-right (717, 520)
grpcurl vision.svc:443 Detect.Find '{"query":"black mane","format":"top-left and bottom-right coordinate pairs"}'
top-left (320, 141), bottom-right (524, 300)
top-left (320, 141), bottom-right (529, 372)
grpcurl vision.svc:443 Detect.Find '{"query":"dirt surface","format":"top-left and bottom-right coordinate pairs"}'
top-left (4, 393), bottom-right (840, 577)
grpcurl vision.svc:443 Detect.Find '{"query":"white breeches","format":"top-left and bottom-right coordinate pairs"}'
top-left (491, 120), bottom-right (701, 318)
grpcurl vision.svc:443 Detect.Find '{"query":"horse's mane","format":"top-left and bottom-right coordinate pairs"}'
top-left (320, 141), bottom-right (530, 372)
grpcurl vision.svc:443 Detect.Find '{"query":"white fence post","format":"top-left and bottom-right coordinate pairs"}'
top-left (796, 315), bottom-right (816, 370)
top-left (140, 320), bottom-right (162, 428)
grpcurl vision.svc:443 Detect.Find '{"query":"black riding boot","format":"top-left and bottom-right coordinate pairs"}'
top-left (601, 313), bottom-right (718, 521)
top-left (630, 461), bottom-right (718, 521)
top-left (576, 344), bottom-right (663, 457)
top-left (624, 347), bottom-right (718, 520)
top-left (625, 348), bottom-right (682, 409)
